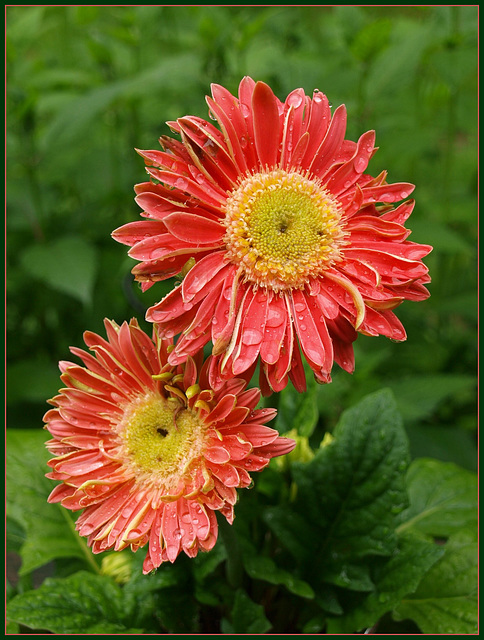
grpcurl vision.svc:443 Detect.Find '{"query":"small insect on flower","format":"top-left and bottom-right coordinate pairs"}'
top-left (112, 77), bottom-right (432, 394)
top-left (44, 318), bottom-right (294, 573)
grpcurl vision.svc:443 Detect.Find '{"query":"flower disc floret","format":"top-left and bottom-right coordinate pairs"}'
top-left (224, 169), bottom-right (346, 291)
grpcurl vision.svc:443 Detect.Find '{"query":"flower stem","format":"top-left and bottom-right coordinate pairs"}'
top-left (217, 515), bottom-right (244, 590)
top-left (60, 507), bottom-right (101, 574)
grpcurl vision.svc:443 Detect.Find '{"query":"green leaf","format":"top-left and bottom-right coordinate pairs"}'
top-left (405, 424), bottom-right (477, 472)
top-left (326, 534), bottom-right (444, 633)
top-left (275, 369), bottom-right (319, 437)
top-left (20, 236), bottom-right (97, 305)
top-left (122, 557), bottom-right (189, 632)
top-left (243, 552), bottom-right (315, 599)
top-left (41, 53), bottom-right (199, 151)
top-left (395, 458), bottom-right (478, 538)
top-left (388, 375), bottom-right (477, 423)
top-left (6, 571), bottom-right (143, 634)
top-left (229, 589), bottom-right (272, 634)
top-left (393, 531), bottom-right (478, 634)
top-left (6, 429), bottom-right (97, 575)
top-left (7, 358), bottom-right (61, 405)
top-left (266, 389), bottom-right (410, 592)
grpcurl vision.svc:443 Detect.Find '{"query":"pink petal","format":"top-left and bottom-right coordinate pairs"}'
top-left (112, 220), bottom-right (166, 246)
top-left (163, 212), bottom-right (225, 245)
top-left (361, 182), bottom-right (415, 204)
top-left (207, 91), bottom-right (249, 173)
top-left (324, 130), bottom-right (376, 196)
top-left (252, 81), bottom-right (280, 168)
top-left (256, 437), bottom-right (296, 457)
top-left (206, 394), bottom-right (237, 424)
top-left (288, 338), bottom-right (308, 392)
top-left (308, 104), bottom-right (347, 179)
top-left (204, 445), bottom-right (231, 464)
top-left (290, 289), bottom-right (333, 372)
top-left (181, 251), bottom-right (227, 302)
top-left (162, 501), bottom-right (181, 563)
top-left (260, 295), bottom-right (288, 365)
top-left (301, 91), bottom-right (331, 167)
top-left (232, 288), bottom-right (268, 376)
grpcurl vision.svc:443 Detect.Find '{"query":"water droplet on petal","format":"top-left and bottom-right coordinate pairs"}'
top-left (240, 103), bottom-right (250, 118)
top-left (266, 306), bottom-right (284, 328)
top-left (240, 135), bottom-right (248, 149)
top-left (288, 93), bottom-right (303, 108)
top-left (294, 302), bottom-right (306, 313)
top-left (175, 177), bottom-right (188, 190)
top-left (242, 329), bottom-right (263, 346)
top-left (354, 156), bottom-right (367, 173)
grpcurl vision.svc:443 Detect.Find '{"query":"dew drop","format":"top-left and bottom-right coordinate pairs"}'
top-left (266, 306), bottom-right (284, 328)
top-left (294, 302), bottom-right (306, 313)
top-left (401, 191), bottom-right (409, 199)
top-left (288, 93), bottom-right (303, 108)
top-left (240, 135), bottom-right (248, 149)
top-left (81, 523), bottom-right (94, 535)
top-left (300, 324), bottom-right (307, 331)
top-left (175, 177), bottom-right (188, 190)
top-left (242, 328), bottom-right (263, 346)
top-left (344, 180), bottom-right (352, 189)
top-left (354, 156), bottom-right (367, 173)
top-left (240, 103), bottom-right (250, 117)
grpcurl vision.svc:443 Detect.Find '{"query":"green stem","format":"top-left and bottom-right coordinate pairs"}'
top-left (59, 507), bottom-right (101, 574)
top-left (217, 514), bottom-right (244, 589)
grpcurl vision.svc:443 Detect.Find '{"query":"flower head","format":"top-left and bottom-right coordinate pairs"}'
top-left (44, 318), bottom-right (294, 573)
top-left (113, 77), bottom-right (432, 393)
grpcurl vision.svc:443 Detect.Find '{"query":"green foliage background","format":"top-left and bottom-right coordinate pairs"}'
top-left (6, 5), bottom-right (477, 635)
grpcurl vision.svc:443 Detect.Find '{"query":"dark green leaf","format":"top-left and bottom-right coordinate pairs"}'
top-left (395, 458), bottom-right (478, 538)
top-left (388, 375), bottom-right (477, 423)
top-left (243, 552), bottom-right (314, 599)
top-left (41, 53), bottom-right (200, 151)
top-left (230, 589), bottom-right (272, 634)
top-left (393, 531), bottom-right (478, 634)
top-left (20, 236), bottom-right (97, 305)
top-left (267, 389), bottom-right (410, 592)
top-left (6, 429), bottom-right (96, 574)
top-left (326, 534), bottom-right (444, 633)
top-left (7, 358), bottom-right (61, 405)
top-left (6, 571), bottom-right (143, 634)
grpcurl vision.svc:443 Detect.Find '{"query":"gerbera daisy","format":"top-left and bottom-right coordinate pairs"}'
top-left (112, 77), bottom-right (431, 393)
top-left (44, 318), bottom-right (294, 573)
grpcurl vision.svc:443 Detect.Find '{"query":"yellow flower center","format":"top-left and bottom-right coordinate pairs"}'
top-left (223, 169), bottom-right (346, 290)
top-left (118, 394), bottom-right (205, 484)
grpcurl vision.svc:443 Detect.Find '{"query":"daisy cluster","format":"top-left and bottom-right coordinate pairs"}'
top-left (44, 78), bottom-right (431, 572)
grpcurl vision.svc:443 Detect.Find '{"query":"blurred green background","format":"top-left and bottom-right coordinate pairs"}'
top-left (6, 6), bottom-right (477, 469)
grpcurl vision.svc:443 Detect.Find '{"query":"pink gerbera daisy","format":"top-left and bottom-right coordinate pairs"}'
top-left (44, 318), bottom-right (294, 573)
top-left (113, 77), bottom-right (432, 393)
